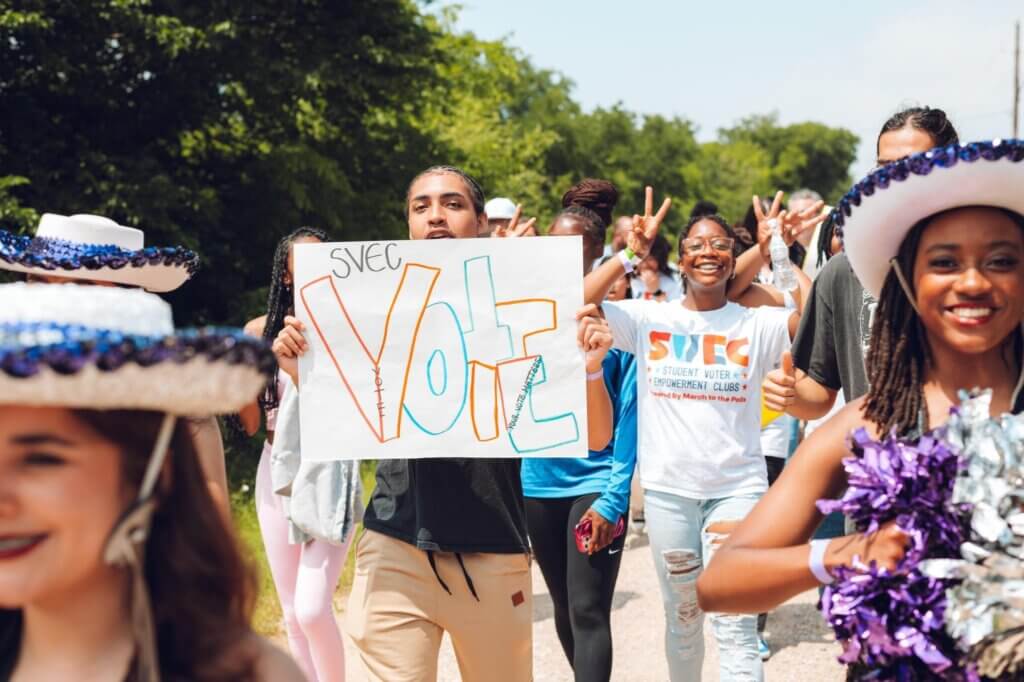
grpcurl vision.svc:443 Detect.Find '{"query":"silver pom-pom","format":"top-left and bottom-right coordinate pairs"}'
top-left (939, 390), bottom-right (1024, 677)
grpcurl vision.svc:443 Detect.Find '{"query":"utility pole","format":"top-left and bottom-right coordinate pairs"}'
top-left (1015, 20), bottom-right (1020, 138)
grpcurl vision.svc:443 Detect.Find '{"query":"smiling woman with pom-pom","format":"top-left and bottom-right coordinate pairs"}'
top-left (698, 139), bottom-right (1024, 681)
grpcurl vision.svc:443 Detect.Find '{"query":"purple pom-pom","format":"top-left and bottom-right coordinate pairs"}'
top-left (816, 427), bottom-right (975, 679)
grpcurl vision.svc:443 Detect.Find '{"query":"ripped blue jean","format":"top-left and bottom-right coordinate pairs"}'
top-left (645, 489), bottom-right (764, 682)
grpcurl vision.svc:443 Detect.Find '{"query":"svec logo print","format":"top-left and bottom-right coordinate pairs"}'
top-left (648, 331), bottom-right (750, 367)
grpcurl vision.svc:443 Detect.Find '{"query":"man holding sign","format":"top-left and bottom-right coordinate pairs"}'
top-left (272, 165), bottom-right (615, 682)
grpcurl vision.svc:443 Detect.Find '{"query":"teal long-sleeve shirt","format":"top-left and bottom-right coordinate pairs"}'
top-left (520, 348), bottom-right (638, 522)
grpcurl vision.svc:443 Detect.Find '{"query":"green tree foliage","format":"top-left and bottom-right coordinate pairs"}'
top-left (683, 140), bottom-right (773, 227)
top-left (0, 3), bottom-right (859, 326)
top-left (718, 114), bottom-right (860, 202)
top-left (0, 2), bottom-right (860, 488)
top-left (413, 12), bottom-right (562, 216)
top-left (543, 106), bottom-right (701, 230)
top-left (1, 0), bottom-right (441, 323)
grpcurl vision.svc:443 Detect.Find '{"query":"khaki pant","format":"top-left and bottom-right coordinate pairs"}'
top-left (346, 530), bottom-right (533, 682)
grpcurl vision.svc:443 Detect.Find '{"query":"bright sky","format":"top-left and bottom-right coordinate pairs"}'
top-left (451, 0), bottom-right (1021, 182)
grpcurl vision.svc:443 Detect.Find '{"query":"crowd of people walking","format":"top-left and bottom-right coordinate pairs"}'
top-left (2, 103), bottom-right (1023, 682)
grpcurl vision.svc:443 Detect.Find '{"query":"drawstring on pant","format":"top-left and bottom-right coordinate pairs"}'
top-left (425, 550), bottom-right (480, 601)
top-left (455, 553), bottom-right (480, 602)
top-left (426, 550), bottom-right (452, 595)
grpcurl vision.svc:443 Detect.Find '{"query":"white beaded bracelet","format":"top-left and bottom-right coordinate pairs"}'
top-left (808, 538), bottom-right (834, 585)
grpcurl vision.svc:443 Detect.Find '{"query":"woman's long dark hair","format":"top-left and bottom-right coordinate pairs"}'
top-left (863, 209), bottom-right (1024, 435)
top-left (0, 411), bottom-right (259, 681)
top-left (261, 226), bottom-right (328, 411)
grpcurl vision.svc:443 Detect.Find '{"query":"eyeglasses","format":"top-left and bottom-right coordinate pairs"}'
top-left (680, 237), bottom-right (734, 255)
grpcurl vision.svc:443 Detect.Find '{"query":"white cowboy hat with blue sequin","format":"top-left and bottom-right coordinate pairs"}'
top-left (0, 282), bottom-right (274, 414)
top-left (837, 139), bottom-right (1024, 299)
top-left (0, 213), bottom-right (199, 292)
top-left (0, 281), bottom-right (276, 681)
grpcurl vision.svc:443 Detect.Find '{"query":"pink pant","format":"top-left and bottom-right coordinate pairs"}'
top-left (256, 442), bottom-right (352, 682)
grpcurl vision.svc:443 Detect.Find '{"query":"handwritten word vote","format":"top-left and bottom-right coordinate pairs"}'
top-left (300, 256), bottom-right (580, 454)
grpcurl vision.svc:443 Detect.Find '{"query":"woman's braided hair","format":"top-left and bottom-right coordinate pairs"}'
top-left (862, 107), bottom-right (962, 435)
top-left (862, 219), bottom-right (931, 436)
top-left (261, 226), bottom-right (328, 411)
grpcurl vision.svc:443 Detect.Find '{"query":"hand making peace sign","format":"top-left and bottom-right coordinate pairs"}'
top-left (625, 186), bottom-right (672, 258)
top-left (752, 191), bottom-right (826, 261)
top-left (491, 204), bottom-right (538, 239)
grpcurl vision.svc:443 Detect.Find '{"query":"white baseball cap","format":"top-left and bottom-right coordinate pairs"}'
top-left (484, 197), bottom-right (517, 220)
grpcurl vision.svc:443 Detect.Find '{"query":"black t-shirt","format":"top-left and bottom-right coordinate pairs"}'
top-left (0, 610), bottom-right (21, 682)
top-left (791, 253), bottom-right (876, 402)
top-left (363, 458), bottom-right (529, 554)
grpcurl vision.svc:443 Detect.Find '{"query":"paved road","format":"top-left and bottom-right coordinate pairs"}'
top-left (337, 534), bottom-right (846, 681)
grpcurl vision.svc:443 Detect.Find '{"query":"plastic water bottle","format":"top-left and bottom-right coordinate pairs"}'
top-left (769, 221), bottom-right (797, 291)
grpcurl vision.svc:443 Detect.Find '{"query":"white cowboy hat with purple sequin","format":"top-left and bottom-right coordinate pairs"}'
top-left (837, 139), bottom-right (1024, 299)
top-left (0, 214), bottom-right (199, 292)
top-left (0, 282), bottom-right (274, 414)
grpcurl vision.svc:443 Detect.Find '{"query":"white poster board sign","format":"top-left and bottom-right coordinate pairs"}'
top-left (293, 236), bottom-right (587, 461)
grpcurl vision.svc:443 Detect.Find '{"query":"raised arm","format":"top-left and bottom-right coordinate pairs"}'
top-left (732, 220), bottom-right (813, 340)
top-left (696, 400), bottom-right (909, 614)
top-left (786, 265), bottom-right (812, 339)
top-left (577, 307), bottom-right (614, 452)
top-left (726, 244), bottom-right (767, 302)
top-left (584, 186), bottom-right (671, 305)
top-left (729, 191), bottom-right (824, 306)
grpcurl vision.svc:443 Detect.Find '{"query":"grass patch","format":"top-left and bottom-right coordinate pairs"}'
top-left (231, 460), bottom-right (378, 636)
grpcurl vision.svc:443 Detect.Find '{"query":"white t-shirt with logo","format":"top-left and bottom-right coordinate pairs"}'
top-left (603, 300), bottom-right (791, 499)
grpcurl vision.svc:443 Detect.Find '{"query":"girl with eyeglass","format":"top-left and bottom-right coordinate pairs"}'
top-left (578, 190), bottom-right (811, 680)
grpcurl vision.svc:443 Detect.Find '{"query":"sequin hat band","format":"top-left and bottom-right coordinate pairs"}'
top-left (0, 213), bottom-right (199, 293)
top-left (836, 139), bottom-right (1024, 299)
top-left (0, 283), bottom-right (274, 415)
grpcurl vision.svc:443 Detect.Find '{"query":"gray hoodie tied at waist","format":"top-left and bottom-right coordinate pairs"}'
top-left (269, 379), bottom-right (363, 545)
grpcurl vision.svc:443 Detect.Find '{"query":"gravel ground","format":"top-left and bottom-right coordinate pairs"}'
top-left (336, 533), bottom-right (846, 681)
